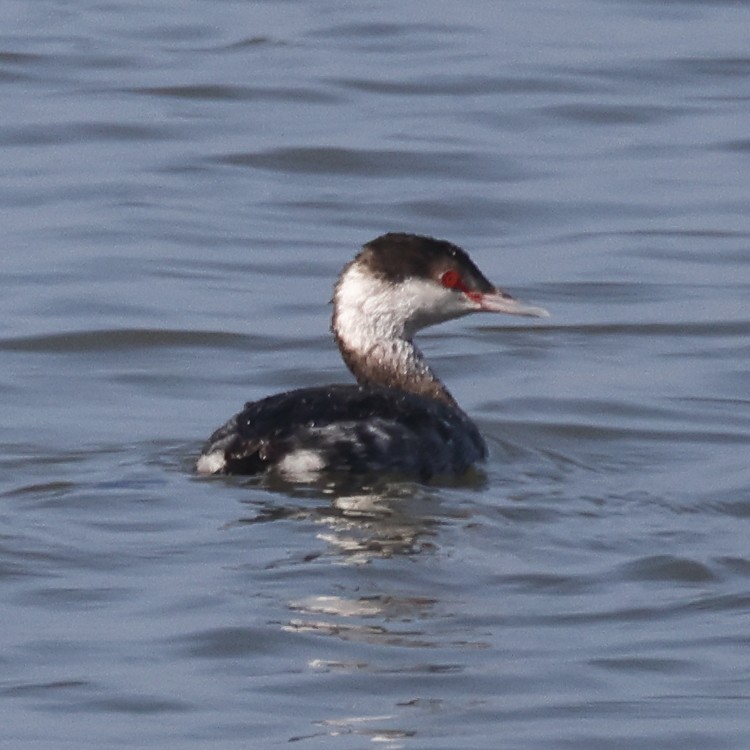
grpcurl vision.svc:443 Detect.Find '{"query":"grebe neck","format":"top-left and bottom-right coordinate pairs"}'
top-left (332, 263), bottom-right (457, 406)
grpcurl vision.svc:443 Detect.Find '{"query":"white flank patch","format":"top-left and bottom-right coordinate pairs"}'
top-left (196, 451), bottom-right (227, 475)
top-left (277, 449), bottom-right (327, 482)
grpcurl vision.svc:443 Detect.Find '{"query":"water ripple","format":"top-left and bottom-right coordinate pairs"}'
top-left (129, 83), bottom-right (340, 104)
top-left (0, 328), bottom-right (261, 353)
top-left (214, 146), bottom-right (527, 181)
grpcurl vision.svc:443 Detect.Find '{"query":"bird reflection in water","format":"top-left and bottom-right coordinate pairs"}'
top-left (238, 481), bottom-right (450, 563)
top-left (235, 483), bottom-right (456, 639)
top-left (233, 483), bottom-right (484, 748)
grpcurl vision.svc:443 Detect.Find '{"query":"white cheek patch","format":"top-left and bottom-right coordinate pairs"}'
top-left (334, 266), bottom-right (475, 350)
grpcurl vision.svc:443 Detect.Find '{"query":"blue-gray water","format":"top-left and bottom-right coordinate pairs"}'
top-left (2, 1), bottom-right (750, 748)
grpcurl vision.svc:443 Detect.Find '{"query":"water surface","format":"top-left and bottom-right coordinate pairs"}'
top-left (2, 1), bottom-right (750, 748)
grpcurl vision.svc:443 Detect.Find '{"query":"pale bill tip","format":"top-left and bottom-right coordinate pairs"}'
top-left (479, 292), bottom-right (549, 318)
top-left (523, 304), bottom-right (550, 319)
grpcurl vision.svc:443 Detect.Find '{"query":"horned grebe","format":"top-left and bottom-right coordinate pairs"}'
top-left (196, 233), bottom-right (547, 481)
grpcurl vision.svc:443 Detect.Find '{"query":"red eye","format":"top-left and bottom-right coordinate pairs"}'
top-left (440, 269), bottom-right (461, 289)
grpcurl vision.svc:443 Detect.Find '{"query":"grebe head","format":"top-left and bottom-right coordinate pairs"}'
top-left (334, 233), bottom-right (548, 343)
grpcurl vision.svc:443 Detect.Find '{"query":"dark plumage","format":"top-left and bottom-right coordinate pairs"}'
top-left (200, 384), bottom-right (485, 479)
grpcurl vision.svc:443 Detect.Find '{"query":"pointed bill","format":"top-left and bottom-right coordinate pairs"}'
top-left (476, 289), bottom-right (549, 318)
